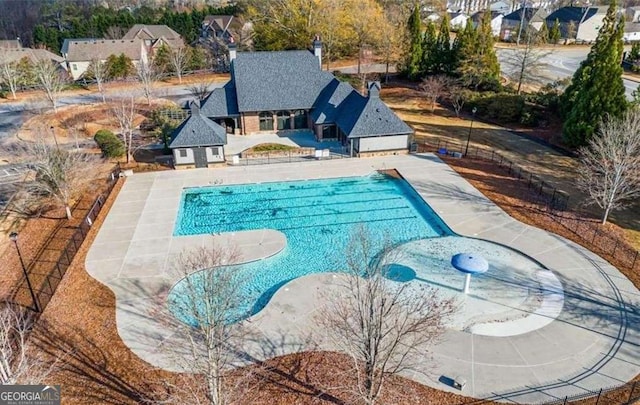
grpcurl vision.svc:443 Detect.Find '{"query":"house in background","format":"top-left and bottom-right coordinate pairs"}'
top-left (623, 7), bottom-right (640, 42)
top-left (0, 39), bottom-right (21, 49)
top-left (500, 7), bottom-right (548, 41)
top-left (201, 15), bottom-right (238, 42)
top-left (449, 12), bottom-right (469, 30)
top-left (470, 11), bottom-right (504, 36)
top-left (544, 6), bottom-right (606, 42)
top-left (192, 37), bottom-right (413, 161)
top-left (122, 24), bottom-right (184, 57)
top-left (61, 38), bottom-right (148, 80)
top-left (169, 102), bottom-right (227, 169)
top-left (0, 46), bottom-right (64, 68)
top-left (447, 0), bottom-right (489, 14)
top-left (490, 0), bottom-right (512, 15)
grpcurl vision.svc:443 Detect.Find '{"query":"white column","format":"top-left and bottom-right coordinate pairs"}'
top-left (463, 273), bottom-right (471, 294)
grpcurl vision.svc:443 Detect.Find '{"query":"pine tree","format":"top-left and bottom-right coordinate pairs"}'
top-left (452, 19), bottom-right (475, 77)
top-left (537, 21), bottom-right (549, 44)
top-left (434, 14), bottom-right (452, 74)
top-left (550, 19), bottom-right (561, 45)
top-left (561, 2), bottom-right (627, 147)
top-left (478, 11), bottom-right (500, 81)
top-left (406, 5), bottom-right (423, 80)
top-left (421, 22), bottom-right (438, 75)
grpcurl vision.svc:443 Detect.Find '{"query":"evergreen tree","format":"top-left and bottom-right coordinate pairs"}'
top-left (406, 5), bottom-right (423, 79)
top-left (456, 13), bottom-right (499, 89)
top-left (477, 11), bottom-right (500, 80)
top-left (153, 44), bottom-right (171, 72)
top-left (561, 2), bottom-right (627, 147)
top-left (549, 19), bottom-right (561, 45)
top-left (434, 14), bottom-right (452, 74)
top-left (537, 21), bottom-right (549, 44)
top-left (451, 19), bottom-right (475, 76)
top-left (421, 21), bottom-right (438, 75)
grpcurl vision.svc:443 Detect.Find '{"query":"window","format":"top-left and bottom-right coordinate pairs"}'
top-left (210, 147), bottom-right (220, 156)
top-left (179, 149), bottom-right (188, 158)
top-left (322, 125), bottom-right (336, 139)
top-left (276, 111), bottom-right (291, 130)
top-left (72, 64), bottom-right (77, 70)
top-left (259, 112), bottom-right (273, 131)
top-left (293, 110), bottom-right (306, 129)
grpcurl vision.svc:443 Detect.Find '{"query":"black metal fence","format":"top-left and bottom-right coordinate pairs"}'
top-left (236, 150), bottom-right (350, 166)
top-left (25, 165), bottom-right (121, 313)
top-left (416, 139), bottom-right (640, 272)
top-left (534, 381), bottom-right (640, 405)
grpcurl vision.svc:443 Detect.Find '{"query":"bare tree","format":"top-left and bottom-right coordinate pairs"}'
top-left (136, 60), bottom-right (161, 105)
top-left (110, 95), bottom-right (136, 164)
top-left (578, 109), bottom-right (640, 225)
top-left (420, 75), bottom-right (449, 113)
top-left (161, 244), bottom-right (253, 405)
top-left (86, 58), bottom-right (108, 103)
top-left (449, 86), bottom-right (466, 117)
top-left (502, 33), bottom-right (550, 94)
top-left (168, 46), bottom-right (189, 84)
top-left (0, 50), bottom-right (20, 99)
top-left (104, 26), bottom-right (125, 39)
top-left (318, 226), bottom-right (456, 405)
top-left (187, 82), bottom-right (212, 102)
top-left (33, 58), bottom-right (66, 112)
top-left (9, 135), bottom-right (102, 219)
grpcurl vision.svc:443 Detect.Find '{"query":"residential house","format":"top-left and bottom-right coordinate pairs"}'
top-left (490, 0), bottom-right (512, 15)
top-left (544, 7), bottom-right (606, 42)
top-left (449, 12), bottom-right (469, 30)
top-left (0, 47), bottom-right (64, 67)
top-left (122, 24), bottom-right (184, 57)
top-left (201, 15), bottom-right (238, 42)
top-left (191, 38), bottom-right (413, 164)
top-left (500, 7), bottom-right (548, 41)
top-left (0, 39), bottom-right (21, 49)
top-left (169, 102), bottom-right (227, 169)
top-left (61, 38), bottom-right (148, 80)
top-left (425, 12), bottom-right (441, 23)
top-left (448, 0), bottom-right (489, 14)
top-left (470, 11), bottom-right (504, 36)
top-left (624, 7), bottom-right (640, 42)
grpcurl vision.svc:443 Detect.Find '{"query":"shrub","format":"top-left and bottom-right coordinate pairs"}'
top-left (470, 93), bottom-right (525, 124)
top-left (94, 129), bottom-right (125, 158)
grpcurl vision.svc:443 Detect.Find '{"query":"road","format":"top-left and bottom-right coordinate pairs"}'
top-left (497, 47), bottom-right (638, 98)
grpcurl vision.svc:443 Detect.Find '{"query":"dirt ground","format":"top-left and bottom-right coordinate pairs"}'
top-left (380, 85), bottom-right (640, 250)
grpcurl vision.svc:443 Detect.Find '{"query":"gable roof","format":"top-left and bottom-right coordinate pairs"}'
top-left (504, 7), bottom-right (540, 22)
top-left (0, 40), bottom-right (21, 49)
top-left (470, 11), bottom-right (503, 23)
top-left (311, 78), bottom-right (356, 125)
top-left (232, 50), bottom-right (334, 112)
top-left (200, 82), bottom-right (239, 117)
top-left (64, 39), bottom-right (144, 62)
top-left (545, 7), bottom-right (597, 25)
top-left (335, 88), bottom-right (414, 139)
top-left (0, 48), bottom-right (63, 64)
top-left (169, 105), bottom-right (227, 148)
top-left (203, 15), bottom-right (234, 30)
top-left (123, 24), bottom-right (181, 40)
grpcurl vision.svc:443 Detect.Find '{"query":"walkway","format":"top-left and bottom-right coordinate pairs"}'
top-left (85, 154), bottom-right (640, 403)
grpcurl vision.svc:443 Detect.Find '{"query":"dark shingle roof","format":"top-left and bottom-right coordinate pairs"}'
top-left (545, 7), bottom-right (598, 25)
top-left (232, 50), bottom-right (334, 112)
top-left (504, 7), bottom-right (539, 22)
top-left (169, 106), bottom-right (227, 148)
top-left (200, 82), bottom-right (239, 117)
top-left (335, 88), bottom-right (414, 139)
top-left (310, 79), bottom-right (355, 124)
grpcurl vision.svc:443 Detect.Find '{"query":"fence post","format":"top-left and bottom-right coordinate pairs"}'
top-left (490, 150), bottom-right (495, 161)
top-left (563, 396), bottom-right (567, 405)
top-left (595, 388), bottom-right (602, 404)
top-left (612, 239), bottom-right (618, 256)
top-left (633, 251), bottom-right (639, 269)
top-left (592, 228), bottom-right (598, 244)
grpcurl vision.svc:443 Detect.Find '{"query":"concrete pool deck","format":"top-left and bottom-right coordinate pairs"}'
top-left (85, 154), bottom-right (640, 403)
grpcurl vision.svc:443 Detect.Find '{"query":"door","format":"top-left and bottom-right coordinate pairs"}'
top-left (193, 147), bottom-right (208, 168)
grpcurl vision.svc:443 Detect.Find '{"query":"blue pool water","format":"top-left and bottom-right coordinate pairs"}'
top-left (169, 173), bottom-right (451, 324)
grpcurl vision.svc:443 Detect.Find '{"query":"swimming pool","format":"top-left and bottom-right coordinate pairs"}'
top-left (169, 172), bottom-right (451, 324)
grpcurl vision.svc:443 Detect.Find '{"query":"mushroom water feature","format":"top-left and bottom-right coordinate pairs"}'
top-left (451, 253), bottom-right (489, 294)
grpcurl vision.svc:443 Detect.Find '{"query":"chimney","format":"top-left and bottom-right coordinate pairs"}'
top-left (367, 81), bottom-right (381, 98)
top-left (228, 36), bottom-right (237, 63)
top-left (312, 34), bottom-right (322, 68)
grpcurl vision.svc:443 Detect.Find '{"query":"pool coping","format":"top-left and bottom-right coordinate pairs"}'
top-left (84, 153), bottom-right (640, 404)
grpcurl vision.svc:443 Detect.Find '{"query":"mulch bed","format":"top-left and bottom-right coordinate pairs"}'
top-left (6, 154), bottom-right (639, 404)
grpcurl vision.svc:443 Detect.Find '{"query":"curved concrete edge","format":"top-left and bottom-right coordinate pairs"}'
top-left (470, 270), bottom-right (564, 337)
